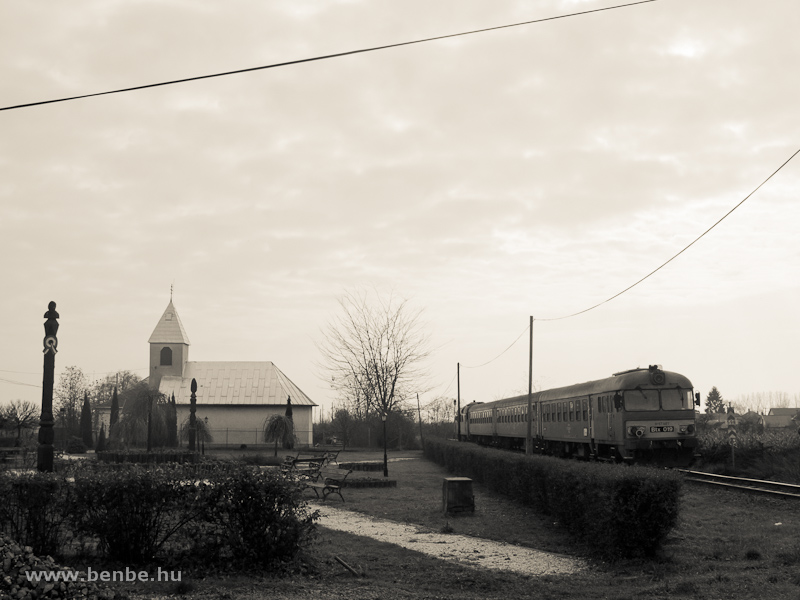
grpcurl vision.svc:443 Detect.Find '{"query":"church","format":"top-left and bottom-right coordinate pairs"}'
top-left (145, 299), bottom-right (316, 447)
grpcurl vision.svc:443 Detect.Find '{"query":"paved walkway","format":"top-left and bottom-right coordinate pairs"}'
top-left (315, 505), bottom-right (585, 577)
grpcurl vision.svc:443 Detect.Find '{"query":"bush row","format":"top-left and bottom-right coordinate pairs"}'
top-left (697, 429), bottom-right (800, 482)
top-left (424, 438), bottom-right (682, 559)
top-left (0, 463), bottom-right (319, 570)
top-left (95, 449), bottom-right (199, 464)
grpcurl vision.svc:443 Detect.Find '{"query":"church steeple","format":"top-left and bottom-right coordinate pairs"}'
top-left (148, 300), bottom-right (190, 390)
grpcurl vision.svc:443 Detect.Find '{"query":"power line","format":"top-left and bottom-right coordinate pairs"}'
top-left (461, 324), bottom-right (530, 369)
top-left (0, 0), bottom-right (662, 112)
top-left (0, 377), bottom-right (41, 389)
top-left (535, 145), bottom-right (800, 322)
top-left (462, 145), bottom-right (799, 371)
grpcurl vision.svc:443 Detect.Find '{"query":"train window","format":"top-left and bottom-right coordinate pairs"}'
top-left (583, 399), bottom-right (588, 421)
top-left (661, 388), bottom-right (691, 410)
top-left (624, 389), bottom-right (659, 411)
top-left (568, 401), bottom-right (574, 421)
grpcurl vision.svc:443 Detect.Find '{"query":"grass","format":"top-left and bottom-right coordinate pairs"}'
top-left (77, 446), bottom-right (800, 599)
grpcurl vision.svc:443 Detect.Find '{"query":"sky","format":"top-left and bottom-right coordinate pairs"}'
top-left (1, 0), bottom-right (799, 419)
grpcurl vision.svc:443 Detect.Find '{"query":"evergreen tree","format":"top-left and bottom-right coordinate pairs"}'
top-left (705, 387), bottom-right (725, 414)
top-left (96, 423), bottom-right (107, 452)
top-left (110, 386), bottom-right (119, 429)
top-left (80, 392), bottom-right (93, 448)
top-left (167, 393), bottom-right (178, 447)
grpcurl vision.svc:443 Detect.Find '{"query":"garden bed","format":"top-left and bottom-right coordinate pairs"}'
top-left (344, 477), bottom-right (396, 489)
top-left (338, 461), bottom-right (385, 471)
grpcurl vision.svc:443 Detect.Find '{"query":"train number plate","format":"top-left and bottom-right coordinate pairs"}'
top-left (650, 426), bottom-right (674, 433)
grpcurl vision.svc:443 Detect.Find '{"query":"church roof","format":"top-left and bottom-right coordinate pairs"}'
top-left (158, 361), bottom-right (316, 407)
top-left (148, 301), bottom-right (190, 345)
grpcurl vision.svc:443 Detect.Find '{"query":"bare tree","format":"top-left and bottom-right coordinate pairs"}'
top-left (320, 289), bottom-right (431, 416)
top-left (1, 400), bottom-right (39, 444)
top-left (54, 366), bottom-right (89, 437)
top-left (318, 289), bottom-right (431, 474)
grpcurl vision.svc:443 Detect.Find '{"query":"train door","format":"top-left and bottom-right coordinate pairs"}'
top-left (587, 395), bottom-right (596, 456)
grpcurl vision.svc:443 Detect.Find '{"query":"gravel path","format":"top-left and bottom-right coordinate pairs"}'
top-left (315, 505), bottom-right (586, 577)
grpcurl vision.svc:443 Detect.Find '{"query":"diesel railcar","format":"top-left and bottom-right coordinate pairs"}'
top-left (459, 365), bottom-right (700, 467)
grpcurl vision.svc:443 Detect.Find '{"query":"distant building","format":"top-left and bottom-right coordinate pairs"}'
top-left (763, 407), bottom-right (800, 430)
top-left (144, 300), bottom-right (316, 446)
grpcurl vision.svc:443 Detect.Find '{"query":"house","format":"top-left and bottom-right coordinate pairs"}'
top-left (141, 299), bottom-right (316, 447)
top-left (763, 407), bottom-right (800, 430)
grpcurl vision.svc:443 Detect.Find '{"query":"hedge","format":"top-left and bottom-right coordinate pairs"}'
top-left (424, 438), bottom-right (682, 558)
top-left (0, 463), bottom-right (319, 570)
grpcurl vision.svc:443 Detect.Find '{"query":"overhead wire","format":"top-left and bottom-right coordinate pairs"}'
top-left (461, 145), bottom-right (800, 370)
top-left (535, 145), bottom-right (800, 322)
top-left (0, 0), bottom-right (663, 112)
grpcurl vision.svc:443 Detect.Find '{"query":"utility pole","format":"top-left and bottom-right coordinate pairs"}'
top-left (526, 316), bottom-right (533, 455)
top-left (456, 362), bottom-right (461, 440)
top-left (416, 393), bottom-right (424, 450)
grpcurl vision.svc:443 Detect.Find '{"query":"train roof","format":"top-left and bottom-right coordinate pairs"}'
top-left (472, 367), bottom-right (694, 410)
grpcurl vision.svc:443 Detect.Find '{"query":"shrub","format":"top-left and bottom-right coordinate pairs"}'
top-left (1, 462), bottom-right (319, 570)
top-left (66, 436), bottom-right (87, 454)
top-left (0, 471), bottom-right (75, 556)
top-left (200, 466), bottom-right (319, 569)
top-left (424, 438), bottom-right (682, 558)
top-left (72, 464), bottom-right (207, 563)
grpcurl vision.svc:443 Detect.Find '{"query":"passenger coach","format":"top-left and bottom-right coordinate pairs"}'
top-left (460, 365), bottom-right (700, 467)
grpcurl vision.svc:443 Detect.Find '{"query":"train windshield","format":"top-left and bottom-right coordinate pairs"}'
top-left (661, 388), bottom-right (693, 410)
top-left (625, 388), bottom-right (659, 411)
top-left (625, 388), bottom-right (694, 411)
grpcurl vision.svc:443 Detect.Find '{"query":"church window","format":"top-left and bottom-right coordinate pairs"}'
top-left (160, 346), bottom-right (173, 366)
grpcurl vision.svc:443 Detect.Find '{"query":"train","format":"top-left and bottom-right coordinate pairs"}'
top-left (458, 365), bottom-right (700, 467)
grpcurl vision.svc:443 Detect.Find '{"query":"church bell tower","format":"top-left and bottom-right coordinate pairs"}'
top-left (148, 300), bottom-right (190, 390)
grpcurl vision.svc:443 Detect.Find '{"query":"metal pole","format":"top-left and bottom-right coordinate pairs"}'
top-left (189, 378), bottom-right (197, 452)
top-left (37, 301), bottom-right (59, 472)
top-left (457, 363), bottom-right (461, 440)
top-left (416, 393), bottom-right (424, 451)
top-left (383, 419), bottom-right (388, 476)
top-left (526, 316), bottom-right (533, 455)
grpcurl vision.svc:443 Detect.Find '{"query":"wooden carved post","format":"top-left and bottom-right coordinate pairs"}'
top-left (189, 378), bottom-right (197, 452)
top-left (37, 301), bottom-right (59, 472)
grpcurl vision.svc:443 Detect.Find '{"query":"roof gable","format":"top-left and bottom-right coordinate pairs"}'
top-left (148, 301), bottom-right (190, 345)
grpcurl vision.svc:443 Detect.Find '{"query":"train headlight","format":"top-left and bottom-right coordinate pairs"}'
top-left (627, 426), bottom-right (646, 438)
top-left (678, 425), bottom-right (695, 435)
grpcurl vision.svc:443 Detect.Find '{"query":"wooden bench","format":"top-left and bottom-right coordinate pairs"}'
top-left (0, 447), bottom-right (21, 463)
top-left (306, 468), bottom-right (352, 502)
top-left (321, 449), bottom-right (341, 466)
top-left (280, 454), bottom-right (325, 481)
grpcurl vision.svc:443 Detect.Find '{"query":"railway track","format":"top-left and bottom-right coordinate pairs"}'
top-left (678, 469), bottom-right (800, 500)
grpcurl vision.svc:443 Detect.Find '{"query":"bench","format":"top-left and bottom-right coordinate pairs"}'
top-left (299, 446), bottom-right (343, 467)
top-left (280, 455), bottom-right (325, 481)
top-left (306, 468), bottom-right (352, 502)
top-left (0, 447), bottom-right (22, 463)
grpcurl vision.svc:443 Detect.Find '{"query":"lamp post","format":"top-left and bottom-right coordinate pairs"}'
top-left (382, 412), bottom-right (388, 478)
top-left (188, 379), bottom-right (197, 452)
